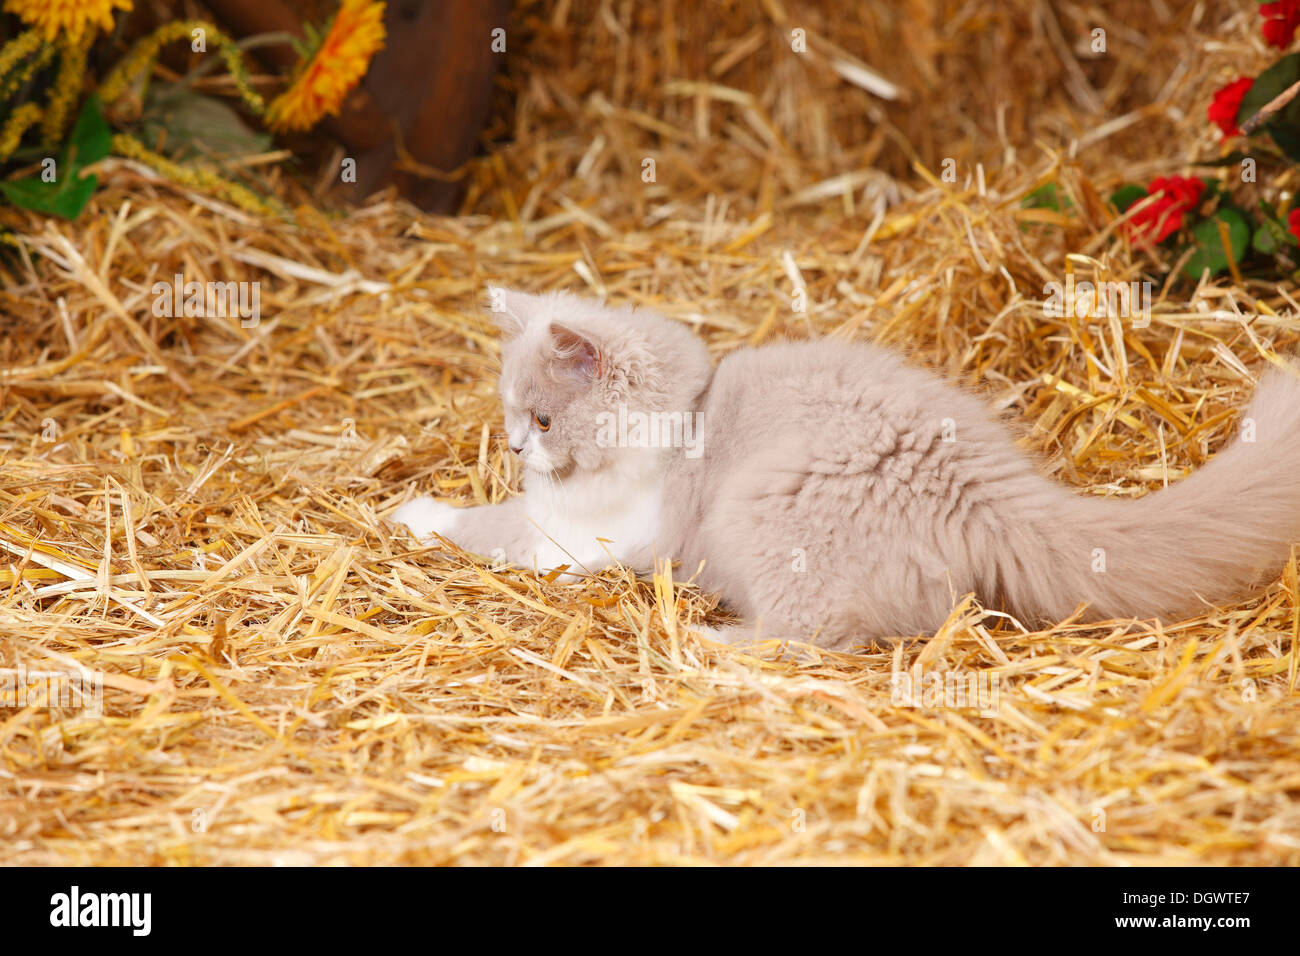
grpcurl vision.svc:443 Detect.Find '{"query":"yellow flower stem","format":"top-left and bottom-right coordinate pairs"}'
top-left (0, 101), bottom-right (43, 164)
top-left (0, 30), bottom-right (44, 82)
top-left (110, 132), bottom-right (286, 218)
top-left (99, 20), bottom-right (264, 115)
top-left (41, 29), bottom-right (95, 145)
top-left (0, 39), bottom-right (54, 102)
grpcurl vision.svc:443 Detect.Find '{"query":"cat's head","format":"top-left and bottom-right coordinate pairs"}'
top-left (485, 288), bottom-right (713, 477)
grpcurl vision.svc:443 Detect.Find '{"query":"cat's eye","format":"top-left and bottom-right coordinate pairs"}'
top-left (532, 411), bottom-right (550, 431)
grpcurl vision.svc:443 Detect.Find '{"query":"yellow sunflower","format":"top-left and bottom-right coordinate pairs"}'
top-left (3, 0), bottom-right (132, 42)
top-left (266, 0), bottom-right (386, 134)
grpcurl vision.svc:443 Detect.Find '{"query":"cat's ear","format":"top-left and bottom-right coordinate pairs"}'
top-left (549, 322), bottom-right (602, 384)
top-left (486, 286), bottom-right (532, 339)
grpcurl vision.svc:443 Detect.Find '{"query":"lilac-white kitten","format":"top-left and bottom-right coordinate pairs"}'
top-left (392, 288), bottom-right (1300, 651)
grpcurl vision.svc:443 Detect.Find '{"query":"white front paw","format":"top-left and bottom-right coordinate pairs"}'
top-left (390, 498), bottom-right (462, 544)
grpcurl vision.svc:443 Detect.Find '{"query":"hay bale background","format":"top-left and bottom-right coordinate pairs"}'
top-left (1, 0), bottom-right (1298, 864)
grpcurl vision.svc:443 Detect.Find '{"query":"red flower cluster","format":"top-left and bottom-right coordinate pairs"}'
top-left (1208, 77), bottom-right (1253, 137)
top-left (1262, 0), bottom-right (1300, 48)
top-left (1288, 208), bottom-right (1300, 244)
top-left (1126, 177), bottom-right (1205, 245)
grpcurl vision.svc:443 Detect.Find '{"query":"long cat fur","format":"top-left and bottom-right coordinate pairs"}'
top-left (392, 288), bottom-right (1300, 652)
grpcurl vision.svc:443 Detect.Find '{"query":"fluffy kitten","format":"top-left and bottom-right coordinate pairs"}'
top-left (392, 288), bottom-right (1300, 652)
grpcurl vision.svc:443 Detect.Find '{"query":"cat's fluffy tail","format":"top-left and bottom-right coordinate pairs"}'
top-left (1002, 365), bottom-right (1300, 625)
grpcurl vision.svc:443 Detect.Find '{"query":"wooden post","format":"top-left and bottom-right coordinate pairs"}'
top-left (201, 0), bottom-right (510, 211)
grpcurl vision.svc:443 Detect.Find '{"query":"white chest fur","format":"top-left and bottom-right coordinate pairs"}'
top-left (522, 457), bottom-right (662, 574)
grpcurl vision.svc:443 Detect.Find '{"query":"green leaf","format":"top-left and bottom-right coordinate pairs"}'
top-left (1277, 216), bottom-right (1297, 248)
top-left (65, 94), bottom-right (110, 171)
top-left (1253, 225), bottom-right (1278, 255)
top-left (1109, 184), bottom-right (1147, 213)
top-left (1182, 208), bottom-right (1251, 279)
top-left (1022, 183), bottom-right (1062, 211)
top-left (0, 96), bottom-right (110, 220)
top-left (1022, 183), bottom-right (1078, 214)
top-left (1236, 53), bottom-right (1300, 160)
top-left (0, 172), bottom-right (98, 219)
top-left (1266, 124), bottom-right (1300, 162)
top-left (0, 96), bottom-right (108, 220)
top-left (1236, 54), bottom-right (1300, 123)
top-left (1194, 150), bottom-right (1254, 167)
top-left (139, 84), bottom-right (272, 160)
top-left (1253, 202), bottom-right (1294, 252)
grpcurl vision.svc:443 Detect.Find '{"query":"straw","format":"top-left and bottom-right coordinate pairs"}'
top-left (0, 0), bottom-right (1296, 865)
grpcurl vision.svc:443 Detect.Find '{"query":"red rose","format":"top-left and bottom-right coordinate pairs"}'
top-left (1126, 176), bottom-right (1205, 245)
top-left (1208, 77), bottom-right (1253, 137)
top-left (1287, 208), bottom-right (1300, 244)
top-left (1261, 0), bottom-right (1300, 48)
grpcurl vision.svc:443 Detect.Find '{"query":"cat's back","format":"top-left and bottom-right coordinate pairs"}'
top-left (679, 336), bottom-right (1047, 521)
top-left (660, 337), bottom-right (1045, 629)
top-left (702, 338), bottom-right (998, 443)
